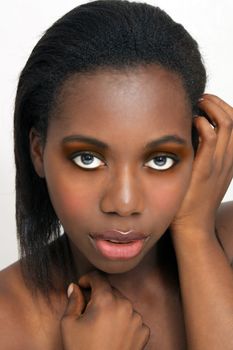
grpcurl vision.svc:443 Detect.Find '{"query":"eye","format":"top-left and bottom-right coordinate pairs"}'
top-left (71, 152), bottom-right (105, 169)
top-left (145, 155), bottom-right (178, 171)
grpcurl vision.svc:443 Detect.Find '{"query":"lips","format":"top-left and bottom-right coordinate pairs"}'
top-left (89, 230), bottom-right (150, 243)
top-left (89, 230), bottom-right (150, 260)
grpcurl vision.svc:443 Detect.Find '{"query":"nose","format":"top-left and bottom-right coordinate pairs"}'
top-left (99, 166), bottom-right (145, 216)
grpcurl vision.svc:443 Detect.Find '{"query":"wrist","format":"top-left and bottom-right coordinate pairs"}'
top-left (171, 226), bottom-right (217, 250)
top-left (171, 209), bottom-right (216, 238)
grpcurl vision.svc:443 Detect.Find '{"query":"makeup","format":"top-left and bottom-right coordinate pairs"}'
top-left (89, 237), bottom-right (148, 260)
top-left (89, 230), bottom-right (151, 260)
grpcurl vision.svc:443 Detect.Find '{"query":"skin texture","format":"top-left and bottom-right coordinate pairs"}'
top-left (0, 65), bottom-right (233, 349)
top-left (169, 94), bottom-right (233, 349)
top-left (32, 65), bottom-right (194, 279)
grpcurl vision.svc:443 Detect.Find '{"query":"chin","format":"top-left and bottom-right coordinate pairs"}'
top-left (93, 258), bottom-right (142, 275)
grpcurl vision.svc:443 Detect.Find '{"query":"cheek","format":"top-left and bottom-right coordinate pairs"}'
top-left (45, 173), bottom-right (97, 224)
top-left (151, 185), bottom-right (184, 212)
top-left (148, 173), bottom-right (191, 218)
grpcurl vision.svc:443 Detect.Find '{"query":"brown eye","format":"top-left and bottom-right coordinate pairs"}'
top-left (72, 152), bottom-right (105, 169)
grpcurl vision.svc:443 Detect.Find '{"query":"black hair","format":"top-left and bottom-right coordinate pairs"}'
top-left (14, 0), bottom-right (206, 297)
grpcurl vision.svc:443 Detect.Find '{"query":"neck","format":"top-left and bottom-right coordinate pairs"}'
top-left (68, 239), bottom-right (173, 299)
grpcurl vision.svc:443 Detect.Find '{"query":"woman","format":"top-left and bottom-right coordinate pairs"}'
top-left (0, 1), bottom-right (233, 349)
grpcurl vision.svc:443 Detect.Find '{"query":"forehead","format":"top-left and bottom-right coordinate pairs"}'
top-left (50, 65), bottom-right (192, 140)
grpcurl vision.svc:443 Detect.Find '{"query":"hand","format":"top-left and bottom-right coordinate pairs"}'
top-left (171, 94), bottom-right (233, 237)
top-left (61, 270), bottom-right (150, 350)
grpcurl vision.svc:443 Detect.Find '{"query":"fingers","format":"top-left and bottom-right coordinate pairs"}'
top-left (196, 95), bottom-right (233, 174)
top-left (140, 324), bottom-right (151, 348)
top-left (111, 286), bottom-right (128, 299)
top-left (78, 271), bottom-right (134, 316)
top-left (198, 96), bottom-right (233, 166)
top-left (78, 270), bottom-right (117, 311)
top-left (192, 116), bottom-right (216, 176)
top-left (78, 270), bottom-right (131, 300)
top-left (78, 270), bottom-right (113, 297)
top-left (203, 94), bottom-right (233, 116)
top-left (63, 283), bottom-right (86, 319)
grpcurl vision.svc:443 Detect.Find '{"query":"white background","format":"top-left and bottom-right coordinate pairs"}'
top-left (1, 0), bottom-right (233, 270)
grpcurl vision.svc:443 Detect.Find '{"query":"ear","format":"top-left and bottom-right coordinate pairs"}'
top-left (29, 128), bottom-right (45, 178)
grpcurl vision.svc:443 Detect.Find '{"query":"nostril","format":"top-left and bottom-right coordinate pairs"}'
top-left (106, 210), bottom-right (141, 217)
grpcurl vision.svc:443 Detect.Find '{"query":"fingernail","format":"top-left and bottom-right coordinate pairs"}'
top-left (198, 97), bottom-right (204, 102)
top-left (67, 283), bottom-right (74, 298)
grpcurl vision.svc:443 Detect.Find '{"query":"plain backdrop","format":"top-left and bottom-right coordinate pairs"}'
top-left (1, 0), bottom-right (233, 270)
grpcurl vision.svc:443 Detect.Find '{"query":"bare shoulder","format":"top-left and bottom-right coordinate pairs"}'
top-left (0, 261), bottom-right (64, 349)
top-left (216, 201), bottom-right (233, 265)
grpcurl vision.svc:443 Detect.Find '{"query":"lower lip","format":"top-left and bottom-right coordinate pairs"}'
top-left (90, 237), bottom-right (147, 260)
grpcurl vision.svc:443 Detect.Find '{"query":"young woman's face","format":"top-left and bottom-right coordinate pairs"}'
top-left (35, 65), bottom-right (194, 273)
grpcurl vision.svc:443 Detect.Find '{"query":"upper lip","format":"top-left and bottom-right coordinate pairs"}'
top-left (89, 230), bottom-right (150, 242)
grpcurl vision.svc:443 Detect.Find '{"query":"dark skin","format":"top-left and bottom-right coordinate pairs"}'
top-left (0, 65), bottom-right (233, 349)
top-left (34, 66), bottom-right (194, 278)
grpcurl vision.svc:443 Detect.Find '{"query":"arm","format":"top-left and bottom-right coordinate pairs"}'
top-left (172, 228), bottom-right (233, 350)
top-left (216, 201), bottom-right (233, 265)
top-left (171, 94), bottom-right (233, 350)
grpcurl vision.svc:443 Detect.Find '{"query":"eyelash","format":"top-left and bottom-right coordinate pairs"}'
top-left (71, 152), bottom-right (105, 170)
top-left (70, 151), bottom-right (179, 171)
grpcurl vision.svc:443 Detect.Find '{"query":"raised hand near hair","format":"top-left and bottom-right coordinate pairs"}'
top-left (171, 94), bottom-right (233, 238)
top-left (61, 270), bottom-right (150, 350)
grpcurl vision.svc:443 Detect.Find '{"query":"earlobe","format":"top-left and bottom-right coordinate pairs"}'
top-left (29, 128), bottom-right (45, 178)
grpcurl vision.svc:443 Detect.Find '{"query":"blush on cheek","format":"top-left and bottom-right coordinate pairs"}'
top-left (149, 182), bottom-right (187, 220)
top-left (55, 193), bottom-right (91, 218)
top-left (48, 182), bottom-right (94, 225)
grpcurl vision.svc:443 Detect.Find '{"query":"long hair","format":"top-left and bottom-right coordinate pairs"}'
top-left (14, 0), bottom-right (206, 297)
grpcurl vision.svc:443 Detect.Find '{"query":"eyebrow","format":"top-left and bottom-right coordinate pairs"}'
top-left (62, 134), bottom-right (187, 150)
top-left (145, 135), bottom-right (187, 150)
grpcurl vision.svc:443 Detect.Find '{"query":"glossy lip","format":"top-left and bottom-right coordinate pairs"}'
top-left (89, 235), bottom-right (150, 260)
top-left (89, 230), bottom-right (151, 242)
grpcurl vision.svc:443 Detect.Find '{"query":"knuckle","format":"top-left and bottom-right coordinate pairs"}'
top-left (206, 130), bottom-right (217, 144)
top-left (140, 324), bottom-right (151, 347)
top-left (221, 117), bottom-right (233, 130)
top-left (118, 298), bottom-right (133, 314)
top-left (142, 324), bottom-right (151, 338)
top-left (133, 311), bottom-right (143, 325)
top-left (95, 292), bottom-right (114, 308)
top-left (122, 298), bottom-right (133, 311)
